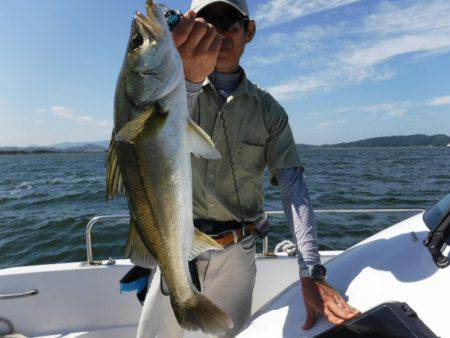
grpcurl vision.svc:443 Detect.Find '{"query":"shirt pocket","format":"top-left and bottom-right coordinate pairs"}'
top-left (235, 142), bottom-right (266, 175)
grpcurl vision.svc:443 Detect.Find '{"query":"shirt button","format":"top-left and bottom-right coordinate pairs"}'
top-left (209, 203), bottom-right (214, 208)
top-left (209, 174), bottom-right (214, 179)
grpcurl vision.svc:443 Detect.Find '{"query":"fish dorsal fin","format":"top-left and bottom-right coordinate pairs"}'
top-left (187, 118), bottom-right (221, 160)
top-left (115, 106), bottom-right (159, 144)
top-left (105, 134), bottom-right (125, 199)
top-left (189, 228), bottom-right (224, 261)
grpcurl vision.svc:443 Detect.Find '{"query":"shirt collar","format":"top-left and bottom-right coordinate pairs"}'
top-left (202, 67), bottom-right (259, 100)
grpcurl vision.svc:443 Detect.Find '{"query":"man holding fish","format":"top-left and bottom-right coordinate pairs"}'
top-left (109, 0), bottom-right (359, 337)
top-left (174, 0), bottom-right (359, 334)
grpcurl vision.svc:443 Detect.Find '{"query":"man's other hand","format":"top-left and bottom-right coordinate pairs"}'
top-left (301, 277), bottom-right (360, 330)
top-left (172, 10), bottom-right (223, 83)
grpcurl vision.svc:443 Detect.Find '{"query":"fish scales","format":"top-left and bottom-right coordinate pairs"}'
top-left (117, 138), bottom-right (190, 302)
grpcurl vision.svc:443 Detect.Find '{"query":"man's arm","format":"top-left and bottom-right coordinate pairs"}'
top-left (275, 168), bottom-right (360, 330)
top-left (275, 167), bottom-right (320, 270)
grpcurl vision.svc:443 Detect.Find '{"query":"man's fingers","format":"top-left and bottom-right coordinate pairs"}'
top-left (332, 294), bottom-right (360, 316)
top-left (326, 299), bottom-right (357, 320)
top-left (172, 10), bottom-right (196, 47)
top-left (207, 34), bottom-right (222, 55)
top-left (178, 19), bottom-right (208, 56)
top-left (195, 23), bottom-right (218, 53)
top-left (323, 307), bottom-right (345, 326)
top-left (302, 304), bottom-right (317, 331)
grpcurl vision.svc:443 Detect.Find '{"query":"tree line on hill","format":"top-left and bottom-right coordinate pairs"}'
top-left (1, 134), bottom-right (449, 155)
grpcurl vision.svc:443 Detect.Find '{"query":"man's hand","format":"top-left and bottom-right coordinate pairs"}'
top-left (172, 10), bottom-right (223, 83)
top-left (301, 277), bottom-right (360, 330)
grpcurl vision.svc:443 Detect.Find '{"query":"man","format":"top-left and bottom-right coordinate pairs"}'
top-left (136, 0), bottom-right (359, 337)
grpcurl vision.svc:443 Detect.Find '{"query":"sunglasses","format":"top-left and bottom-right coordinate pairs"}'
top-left (197, 14), bottom-right (249, 32)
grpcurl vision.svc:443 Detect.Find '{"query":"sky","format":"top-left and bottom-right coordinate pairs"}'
top-left (0, 0), bottom-right (449, 146)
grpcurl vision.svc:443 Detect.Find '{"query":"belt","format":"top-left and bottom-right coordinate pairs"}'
top-left (194, 220), bottom-right (254, 247)
top-left (212, 224), bottom-right (254, 247)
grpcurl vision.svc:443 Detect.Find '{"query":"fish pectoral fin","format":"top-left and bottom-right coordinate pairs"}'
top-left (115, 105), bottom-right (161, 144)
top-left (105, 133), bottom-right (125, 199)
top-left (189, 228), bottom-right (224, 260)
top-left (125, 218), bottom-right (158, 268)
top-left (187, 118), bottom-right (221, 160)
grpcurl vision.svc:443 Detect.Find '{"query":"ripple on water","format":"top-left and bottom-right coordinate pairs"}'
top-left (1, 149), bottom-right (449, 269)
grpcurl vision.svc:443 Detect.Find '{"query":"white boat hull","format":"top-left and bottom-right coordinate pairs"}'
top-left (238, 213), bottom-right (450, 338)
top-left (0, 250), bottom-right (340, 337)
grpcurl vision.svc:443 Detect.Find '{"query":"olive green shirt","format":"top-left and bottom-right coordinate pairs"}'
top-left (191, 72), bottom-right (302, 222)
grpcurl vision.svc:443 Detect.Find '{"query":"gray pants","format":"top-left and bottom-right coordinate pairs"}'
top-left (136, 236), bottom-right (257, 338)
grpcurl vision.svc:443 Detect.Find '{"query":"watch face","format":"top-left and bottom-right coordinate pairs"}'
top-left (312, 264), bottom-right (327, 281)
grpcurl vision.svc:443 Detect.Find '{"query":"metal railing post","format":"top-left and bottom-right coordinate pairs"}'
top-left (262, 236), bottom-right (269, 256)
top-left (84, 214), bottom-right (129, 266)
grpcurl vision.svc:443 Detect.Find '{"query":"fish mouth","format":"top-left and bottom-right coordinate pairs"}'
top-left (134, 0), bottom-right (163, 40)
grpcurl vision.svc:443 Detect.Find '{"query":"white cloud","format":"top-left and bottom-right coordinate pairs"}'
top-left (362, 0), bottom-right (450, 36)
top-left (335, 94), bottom-right (450, 117)
top-left (426, 95), bottom-right (450, 106)
top-left (358, 102), bottom-right (412, 114)
top-left (317, 119), bottom-right (345, 128)
top-left (317, 121), bottom-right (331, 128)
top-left (251, 0), bottom-right (450, 100)
top-left (334, 101), bottom-right (412, 118)
top-left (247, 25), bottom-right (337, 67)
top-left (341, 0), bottom-right (450, 68)
top-left (255, 0), bottom-right (362, 28)
top-left (389, 109), bottom-right (407, 117)
top-left (35, 108), bottom-right (48, 114)
top-left (342, 34), bottom-right (450, 68)
top-left (51, 106), bottom-right (92, 123)
top-left (50, 106), bottom-right (109, 127)
top-left (268, 65), bottom-right (387, 100)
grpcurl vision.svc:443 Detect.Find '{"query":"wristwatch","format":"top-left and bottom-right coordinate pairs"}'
top-left (300, 264), bottom-right (327, 282)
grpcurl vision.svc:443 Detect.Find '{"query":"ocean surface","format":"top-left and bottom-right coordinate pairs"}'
top-left (0, 147), bottom-right (449, 269)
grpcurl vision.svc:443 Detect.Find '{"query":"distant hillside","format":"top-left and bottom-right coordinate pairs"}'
top-left (52, 140), bottom-right (109, 150)
top-left (296, 144), bottom-right (317, 149)
top-left (322, 134), bottom-right (450, 148)
top-left (0, 146), bottom-right (60, 155)
top-left (2, 134), bottom-right (449, 155)
top-left (0, 143), bottom-right (107, 155)
top-left (64, 144), bottom-right (107, 152)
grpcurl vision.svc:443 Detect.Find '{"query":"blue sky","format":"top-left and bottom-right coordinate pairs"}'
top-left (0, 0), bottom-right (449, 146)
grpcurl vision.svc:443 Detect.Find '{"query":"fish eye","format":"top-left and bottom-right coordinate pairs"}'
top-left (130, 32), bottom-right (144, 50)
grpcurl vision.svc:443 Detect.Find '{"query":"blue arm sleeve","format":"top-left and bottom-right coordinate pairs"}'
top-left (275, 168), bottom-right (321, 272)
top-left (185, 80), bottom-right (202, 116)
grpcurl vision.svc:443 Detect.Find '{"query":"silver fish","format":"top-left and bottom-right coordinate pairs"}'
top-left (105, 1), bottom-right (233, 334)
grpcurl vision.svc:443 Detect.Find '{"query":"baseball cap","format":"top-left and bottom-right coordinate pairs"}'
top-left (190, 0), bottom-right (250, 18)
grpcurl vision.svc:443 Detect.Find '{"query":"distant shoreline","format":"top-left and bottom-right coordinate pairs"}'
top-left (1, 134), bottom-right (448, 155)
top-left (1, 146), bottom-right (449, 156)
top-left (0, 150), bottom-right (107, 155)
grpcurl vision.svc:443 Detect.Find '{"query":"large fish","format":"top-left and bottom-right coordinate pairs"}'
top-left (105, 0), bottom-right (233, 334)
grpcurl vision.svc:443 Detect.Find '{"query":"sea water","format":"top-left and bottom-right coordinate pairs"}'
top-left (0, 147), bottom-right (449, 269)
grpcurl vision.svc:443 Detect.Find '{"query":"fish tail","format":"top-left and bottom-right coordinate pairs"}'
top-left (171, 293), bottom-right (233, 335)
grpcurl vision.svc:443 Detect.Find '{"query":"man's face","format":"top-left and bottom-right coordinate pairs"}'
top-left (198, 3), bottom-right (255, 73)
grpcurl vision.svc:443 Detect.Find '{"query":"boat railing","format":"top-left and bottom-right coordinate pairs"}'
top-left (83, 208), bottom-right (426, 266)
